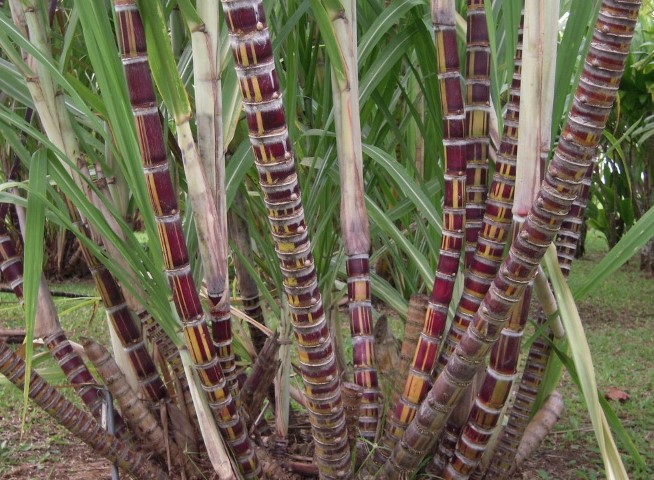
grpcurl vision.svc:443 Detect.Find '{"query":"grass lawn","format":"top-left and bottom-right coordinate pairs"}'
top-left (0, 230), bottom-right (652, 479)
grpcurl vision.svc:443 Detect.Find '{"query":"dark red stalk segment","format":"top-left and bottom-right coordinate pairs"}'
top-left (445, 287), bottom-right (533, 479)
top-left (425, 16), bottom-right (525, 474)
top-left (113, 1), bottom-right (262, 477)
top-left (0, 341), bottom-right (168, 480)
top-left (435, 13), bottom-right (524, 384)
top-left (384, 4), bottom-right (468, 454)
top-left (346, 254), bottom-right (380, 441)
top-left (383, 2), bottom-right (641, 476)
top-left (0, 223), bottom-right (128, 439)
top-left (71, 209), bottom-right (166, 403)
top-left (464, 0), bottom-right (491, 268)
top-left (220, 1), bottom-right (352, 477)
top-left (485, 163), bottom-right (596, 478)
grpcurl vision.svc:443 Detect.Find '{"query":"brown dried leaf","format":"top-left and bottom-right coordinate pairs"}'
top-left (604, 387), bottom-right (629, 403)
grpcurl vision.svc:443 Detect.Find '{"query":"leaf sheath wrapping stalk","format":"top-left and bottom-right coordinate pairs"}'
top-left (383, 2), bottom-right (641, 476)
top-left (0, 341), bottom-right (169, 480)
top-left (328, 0), bottom-right (380, 441)
top-left (219, 1), bottom-right (352, 477)
top-left (113, 1), bottom-right (262, 477)
top-left (383, 0), bottom-right (468, 456)
top-left (82, 337), bottom-right (188, 474)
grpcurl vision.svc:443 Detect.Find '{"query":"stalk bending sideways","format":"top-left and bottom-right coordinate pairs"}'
top-left (113, 1), bottom-right (262, 478)
top-left (382, 0), bottom-right (642, 477)
top-left (486, 162), bottom-right (596, 477)
top-left (219, 0), bottom-right (352, 477)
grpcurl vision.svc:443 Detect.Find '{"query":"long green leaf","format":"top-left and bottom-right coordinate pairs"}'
top-left (574, 204), bottom-right (654, 299)
top-left (544, 244), bottom-right (628, 480)
top-left (21, 149), bottom-right (48, 424)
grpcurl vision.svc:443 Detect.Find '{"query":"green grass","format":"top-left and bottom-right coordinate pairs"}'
top-left (530, 230), bottom-right (654, 479)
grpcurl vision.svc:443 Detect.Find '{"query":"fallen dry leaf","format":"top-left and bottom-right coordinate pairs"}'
top-left (604, 386), bottom-right (630, 403)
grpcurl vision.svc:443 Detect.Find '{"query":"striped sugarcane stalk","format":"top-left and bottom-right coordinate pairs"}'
top-left (422, 13), bottom-right (526, 474)
top-left (463, 0), bottom-right (491, 268)
top-left (82, 337), bottom-right (191, 476)
top-left (219, 1), bottom-right (352, 477)
top-left (72, 204), bottom-right (167, 403)
top-left (442, 1), bottom-right (559, 474)
top-left (113, 2), bottom-right (262, 477)
top-left (241, 332), bottom-right (280, 419)
top-left (91, 165), bottom-right (197, 428)
top-left (382, 2), bottom-right (642, 476)
top-left (328, 0), bottom-right (380, 442)
top-left (382, 0), bottom-right (468, 456)
top-left (485, 162), bottom-right (596, 478)
top-left (0, 340), bottom-right (169, 480)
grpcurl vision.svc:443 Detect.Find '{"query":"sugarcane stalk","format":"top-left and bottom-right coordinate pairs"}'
top-left (0, 340), bottom-right (169, 480)
top-left (327, 0), bottom-right (380, 442)
top-left (463, 0), bottom-right (491, 268)
top-left (176, 0), bottom-right (240, 401)
top-left (383, 0), bottom-right (468, 456)
top-left (219, 1), bottom-right (352, 477)
top-left (442, 2), bottom-right (558, 476)
top-left (434, 10), bottom-right (525, 390)
top-left (82, 337), bottom-right (192, 476)
top-left (382, 2), bottom-right (642, 476)
top-left (113, 2), bottom-right (262, 477)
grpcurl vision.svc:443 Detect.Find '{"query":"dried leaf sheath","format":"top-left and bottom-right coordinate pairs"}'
top-left (464, 0), bottom-right (491, 268)
top-left (328, 0), bottom-right (380, 441)
top-left (0, 341), bottom-right (168, 480)
top-left (220, 1), bottom-right (352, 477)
top-left (384, 0), bottom-right (467, 452)
top-left (383, 1), bottom-right (641, 476)
top-left (113, 2), bottom-right (262, 478)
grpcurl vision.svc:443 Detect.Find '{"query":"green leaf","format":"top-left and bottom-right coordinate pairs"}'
top-left (574, 204), bottom-right (654, 299)
top-left (21, 149), bottom-right (48, 426)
